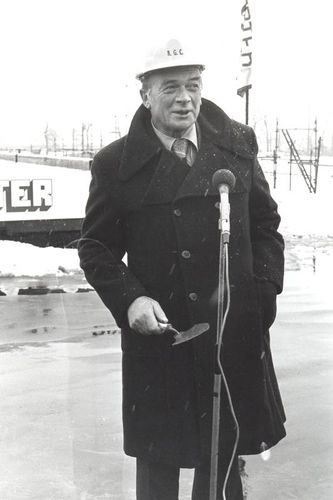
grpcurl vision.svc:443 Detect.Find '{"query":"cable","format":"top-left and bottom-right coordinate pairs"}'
top-left (216, 244), bottom-right (240, 500)
top-left (65, 236), bottom-right (110, 253)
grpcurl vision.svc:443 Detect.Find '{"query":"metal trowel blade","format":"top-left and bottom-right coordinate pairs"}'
top-left (172, 322), bottom-right (210, 346)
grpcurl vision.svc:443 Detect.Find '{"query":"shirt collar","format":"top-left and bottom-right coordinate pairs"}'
top-left (151, 121), bottom-right (198, 151)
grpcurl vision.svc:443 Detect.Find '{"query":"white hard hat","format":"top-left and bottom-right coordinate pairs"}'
top-left (136, 39), bottom-right (205, 80)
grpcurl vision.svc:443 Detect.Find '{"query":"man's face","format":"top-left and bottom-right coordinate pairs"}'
top-left (141, 66), bottom-right (202, 138)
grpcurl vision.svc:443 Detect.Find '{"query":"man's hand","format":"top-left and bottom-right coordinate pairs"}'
top-left (127, 296), bottom-right (169, 335)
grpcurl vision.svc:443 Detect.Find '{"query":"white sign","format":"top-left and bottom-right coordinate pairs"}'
top-left (0, 160), bottom-right (90, 222)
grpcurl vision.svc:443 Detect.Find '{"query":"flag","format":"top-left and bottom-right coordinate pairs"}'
top-left (237, 0), bottom-right (253, 97)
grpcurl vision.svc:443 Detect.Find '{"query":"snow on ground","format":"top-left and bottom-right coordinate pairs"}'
top-left (0, 241), bottom-right (80, 277)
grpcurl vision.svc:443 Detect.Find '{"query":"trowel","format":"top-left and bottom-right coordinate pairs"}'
top-left (159, 322), bottom-right (210, 345)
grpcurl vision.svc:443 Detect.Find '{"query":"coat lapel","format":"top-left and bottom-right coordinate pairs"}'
top-left (174, 140), bottom-right (246, 202)
top-left (142, 148), bottom-right (190, 205)
top-left (118, 105), bottom-right (162, 182)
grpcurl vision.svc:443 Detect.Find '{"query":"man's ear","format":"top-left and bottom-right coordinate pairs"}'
top-left (140, 89), bottom-right (151, 109)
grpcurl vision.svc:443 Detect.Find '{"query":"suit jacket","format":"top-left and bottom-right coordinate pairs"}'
top-left (79, 98), bottom-right (286, 466)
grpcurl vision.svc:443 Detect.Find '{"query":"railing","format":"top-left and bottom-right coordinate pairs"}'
top-left (281, 129), bottom-right (318, 193)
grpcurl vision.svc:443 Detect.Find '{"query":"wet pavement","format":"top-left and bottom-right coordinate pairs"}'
top-left (1, 266), bottom-right (332, 499)
top-left (243, 269), bottom-right (333, 499)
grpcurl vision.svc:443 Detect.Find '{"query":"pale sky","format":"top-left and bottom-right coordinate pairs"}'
top-left (1, 0), bottom-right (332, 147)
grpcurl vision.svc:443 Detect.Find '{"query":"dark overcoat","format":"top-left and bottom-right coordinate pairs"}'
top-left (79, 98), bottom-right (286, 467)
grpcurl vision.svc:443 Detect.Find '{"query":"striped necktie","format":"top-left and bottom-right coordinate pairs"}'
top-left (171, 138), bottom-right (191, 166)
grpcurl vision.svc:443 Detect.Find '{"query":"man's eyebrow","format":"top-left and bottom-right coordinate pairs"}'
top-left (162, 76), bottom-right (201, 85)
top-left (162, 79), bottom-right (179, 85)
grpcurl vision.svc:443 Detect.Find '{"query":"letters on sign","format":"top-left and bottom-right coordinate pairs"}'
top-left (240, 0), bottom-right (252, 69)
top-left (0, 179), bottom-right (53, 212)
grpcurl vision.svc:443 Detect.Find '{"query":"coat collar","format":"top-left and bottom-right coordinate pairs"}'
top-left (118, 98), bottom-right (257, 182)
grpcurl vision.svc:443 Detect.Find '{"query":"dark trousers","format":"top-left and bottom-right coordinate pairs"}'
top-left (136, 455), bottom-right (243, 500)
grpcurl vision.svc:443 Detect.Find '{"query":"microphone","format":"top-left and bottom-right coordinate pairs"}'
top-left (212, 169), bottom-right (236, 239)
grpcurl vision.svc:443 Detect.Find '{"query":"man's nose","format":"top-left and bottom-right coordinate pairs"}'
top-left (175, 86), bottom-right (191, 103)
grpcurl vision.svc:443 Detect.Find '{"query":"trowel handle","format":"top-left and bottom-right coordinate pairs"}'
top-left (158, 322), bottom-right (172, 329)
top-left (158, 322), bottom-right (180, 336)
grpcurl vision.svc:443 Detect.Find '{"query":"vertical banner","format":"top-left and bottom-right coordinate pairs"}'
top-left (237, 0), bottom-right (253, 97)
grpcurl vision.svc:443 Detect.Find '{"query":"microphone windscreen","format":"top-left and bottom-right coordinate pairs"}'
top-left (212, 169), bottom-right (236, 192)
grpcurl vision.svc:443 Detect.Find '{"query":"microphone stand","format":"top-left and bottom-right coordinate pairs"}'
top-left (209, 188), bottom-right (234, 500)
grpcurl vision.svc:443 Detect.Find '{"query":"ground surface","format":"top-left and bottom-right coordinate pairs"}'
top-left (1, 263), bottom-right (332, 500)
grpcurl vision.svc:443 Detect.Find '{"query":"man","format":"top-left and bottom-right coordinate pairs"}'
top-left (78, 39), bottom-right (286, 500)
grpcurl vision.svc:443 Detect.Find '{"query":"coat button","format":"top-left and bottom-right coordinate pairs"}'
top-left (181, 250), bottom-right (191, 259)
top-left (173, 208), bottom-right (182, 216)
top-left (189, 292), bottom-right (198, 301)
